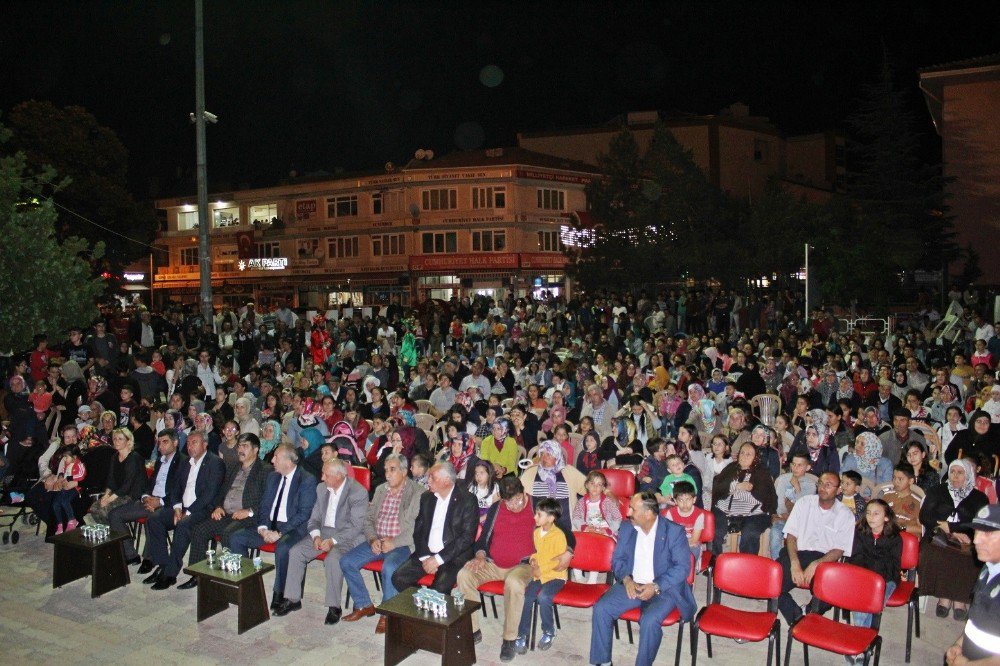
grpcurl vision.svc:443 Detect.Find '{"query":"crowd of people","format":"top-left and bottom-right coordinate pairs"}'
top-left (2, 286), bottom-right (1000, 665)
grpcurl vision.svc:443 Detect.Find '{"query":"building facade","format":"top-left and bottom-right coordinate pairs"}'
top-left (152, 148), bottom-right (599, 310)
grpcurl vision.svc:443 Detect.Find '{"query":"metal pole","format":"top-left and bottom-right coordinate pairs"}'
top-left (804, 243), bottom-right (809, 322)
top-left (195, 0), bottom-right (213, 326)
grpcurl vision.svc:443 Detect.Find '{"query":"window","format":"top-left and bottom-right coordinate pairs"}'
top-left (536, 188), bottom-right (565, 211)
top-left (178, 210), bottom-right (199, 230)
top-left (421, 232), bottom-right (457, 254)
top-left (753, 139), bottom-right (770, 163)
top-left (421, 188), bottom-right (457, 211)
top-left (212, 206), bottom-right (240, 228)
top-left (372, 233), bottom-right (406, 257)
top-left (179, 247), bottom-right (200, 266)
top-left (249, 203), bottom-right (278, 224)
top-left (472, 186), bottom-right (506, 209)
top-left (327, 195), bottom-right (358, 218)
top-left (255, 241), bottom-right (281, 258)
top-left (327, 236), bottom-right (360, 259)
top-left (472, 230), bottom-right (506, 252)
top-left (538, 231), bottom-right (565, 252)
top-left (371, 193), bottom-right (383, 215)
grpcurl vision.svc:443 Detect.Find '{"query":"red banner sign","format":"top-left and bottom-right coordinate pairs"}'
top-left (236, 231), bottom-right (254, 260)
top-left (409, 253), bottom-right (519, 272)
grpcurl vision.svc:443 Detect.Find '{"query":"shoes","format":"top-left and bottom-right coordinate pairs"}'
top-left (538, 632), bottom-right (555, 651)
top-left (472, 630), bottom-right (482, 644)
top-left (271, 594), bottom-right (285, 612)
top-left (142, 568), bottom-right (162, 585)
top-left (151, 576), bottom-right (176, 590)
top-left (514, 636), bottom-right (528, 654)
top-left (325, 607), bottom-right (342, 625)
top-left (954, 607), bottom-right (968, 621)
top-left (55, 525), bottom-right (64, 535)
top-left (342, 605), bottom-right (375, 622)
top-left (273, 599), bottom-right (302, 616)
top-left (178, 577), bottom-right (198, 590)
top-left (66, 519), bottom-right (79, 531)
top-left (137, 560), bottom-right (155, 575)
top-left (500, 639), bottom-right (516, 662)
top-left (126, 555), bottom-right (142, 566)
top-left (936, 603), bottom-right (950, 618)
top-left (375, 616), bottom-right (387, 634)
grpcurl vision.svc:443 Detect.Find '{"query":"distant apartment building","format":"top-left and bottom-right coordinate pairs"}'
top-left (920, 54), bottom-right (1000, 283)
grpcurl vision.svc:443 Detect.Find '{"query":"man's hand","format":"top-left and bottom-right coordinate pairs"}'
top-left (173, 509), bottom-right (184, 525)
top-left (636, 584), bottom-right (656, 601)
top-left (263, 530), bottom-right (280, 544)
top-left (381, 537), bottom-right (395, 551)
top-left (313, 536), bottom-right (325, 551)
top-left (232, 509), bottom-right (250, 520)
top-left (211, 507), bottom-right (225, 520)
top-left (422, 558), bottom-right (441, 575)
top-left (803, 561), bottom-right (819, 585)
top-left (142, 496), bottom-right (162, 512)
top-left (553, 550), bottom-right (573, 572)
top-left (945, 639), bottom-right (966, 665)
top-left (370, 539), bottom-right (383, 555)
top-left (790, 561), bottom-right (806, 587)
top-left (937, 521), bottom-right (951, 534)
top-left (623, 576), bottom-right (638, 599)
top-left (465, 553), bottom-right (486, 572)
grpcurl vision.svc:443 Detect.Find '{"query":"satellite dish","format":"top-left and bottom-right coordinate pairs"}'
top-left (414, 149), bottom-right (426, 160)
top-left (424, 150), bottom-right (434, 160)
top-left (409, 203), bottom-right (421, 219)
top-left (385, 161), bottom-right (395, 173)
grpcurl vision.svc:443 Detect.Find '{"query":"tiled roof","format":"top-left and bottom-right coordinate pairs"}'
top-left (402, 147), bottom-right (601, 173)
top-left (920, 52), bottom-right (1000, 74)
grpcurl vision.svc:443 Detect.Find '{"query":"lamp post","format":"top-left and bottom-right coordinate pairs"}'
top-left (194, 0), bottom-right (213, 327)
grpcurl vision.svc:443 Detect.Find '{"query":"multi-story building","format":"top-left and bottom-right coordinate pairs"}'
top-left (151, 147), bottom-right (599, 309)
top-left (920, 54), bottom-right (1000, 284)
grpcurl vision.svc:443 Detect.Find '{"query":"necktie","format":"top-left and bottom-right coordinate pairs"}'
top-left (270, 476), bottom-right (287, 530)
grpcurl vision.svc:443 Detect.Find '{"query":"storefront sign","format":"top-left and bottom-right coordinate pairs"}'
top-left (409, 253), bottom-right (518, 271)
top-left (123, 272), bottom-right (146, 282)
top-left (296, 199), bottom-right (318, 221)
top-left (515, 169), bottom-right (593, 185)
top-left (441, 215), bottom-right (505, 225)
top-left (238, 257), bottom-right (289, 271)
top-left (519, 253), bottom-right (568, 269)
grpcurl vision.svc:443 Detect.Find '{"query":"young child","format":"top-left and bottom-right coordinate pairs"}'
top-left (658, 454), bottom-right (697, 506)
top-left (118, 384), bottom-right (137, 429)
top-left (838, 470), bottom-right (867, 521)
top-left (468, 460), bottom-right (499, 523)
top-left (570, 470), bottom-right (623, 538)
top-left (516, 498), bottom-right (568, 653)
top-left (664, 481), bottom-right (707, 563)
top-left (29, 380), bottom-right (53, 421)
top-left (880, 465), bottom-right (922, 537)
top-left (575, 431), bottom-right (602, 476)
top-left (638, 438), bottom-right (669, 493)
top-left (50, 446), bottom-right (86, 534)
top-left (410, 453), bottom-right (432, 490)
top-left (552, 423), bottom-right (574, 466)
top-left (847, 499), bottom-right (902, 636)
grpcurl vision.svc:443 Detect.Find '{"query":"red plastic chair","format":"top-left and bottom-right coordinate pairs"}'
top-left (617, 554), bottom-right (696, 666)
top-left (529, 531), bottom-right (616, 649)
top-left (692, 553), bottom-right (782, 666)
top-left (347, 465), bottom-right (371, 492)
top-left (602, 468), bottom-right (636, 504)
top-left (784, 562), bottom-right (885, 666)
top-left (883, 531), bottom-right (921, 663)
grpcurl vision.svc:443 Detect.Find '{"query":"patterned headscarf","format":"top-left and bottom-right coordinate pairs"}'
top-left (947, 458), bottom-right (977, 503)
top-left (854, 432), bottom-right (883, 475)
top-left (448, 431), bottom-right (476, 473)
top-left (688, 383), bottom-right (706, 405)
top-left (806, 409), bottom-right (829, 445)
top-left (491, 418), bottom-right (511, 452)
top-left (536, 439), bottom-right (567, 497)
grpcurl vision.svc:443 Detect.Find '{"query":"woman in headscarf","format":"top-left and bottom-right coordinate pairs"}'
top-left (194, 412), bottom-right (221, 455)
top-left (734, 356), bottom-right (766, 399)
top-left (788, 409), bottom-right (840, 476)
top-left (259, 418), bottom-right (282, 461)
top-left (686, 383), bottom-right (721, 440)
top-left (520, 439), bottom-right (586, 538)
top-left (541, 404), bottom-right (568, 438)
top-left (479, 417), bottom-right (519, 478)
top-left (86, 375), bottom-right (116, 416)
top-left (710, 440), bottom-right (777, 555)
top-left (945, 409), bottom-right (999, 466)
top-left (440, 422), bottom-right (479, 480)
top-left (891, 369), bottom-right (910, 403)
top-left (841, 432), bottom-right (893, 492)
top-left (56, 360), bottom-right (87, 424)
top-left (233, 395), bottom-right (260, 437)
top-left (706, 368), bottom-right (727, 395)
top-left (835, 376), bottom-right (858, 412)
top-left (816, 370), bottom-right (839, 408)
top-left (918, 458), bottom-right (989, 620)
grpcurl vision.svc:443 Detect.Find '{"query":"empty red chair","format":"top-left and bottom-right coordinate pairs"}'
top-left (617, 554), bottom-right (696, 666)
top-left (602, 468), bottom-right (636, 503)
top-left (884, 531), bottom-right (921, 663)
top-left (784, 562), bottom-right (885, 666)
top-left (348, 465), bottom-right (371, 492)
top-left (693, 553), bottom-right (782, 666)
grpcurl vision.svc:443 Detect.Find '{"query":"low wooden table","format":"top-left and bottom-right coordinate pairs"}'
top-left (52, 528), bottom-right (131, 598)
top-left (183, 557), bottom-right (275, 634)
top-left (377, 587), bottom-right (481, 666)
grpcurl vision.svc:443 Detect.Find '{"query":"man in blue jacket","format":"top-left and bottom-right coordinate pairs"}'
top-left (230, 444), bottom-right (317, 609)
top-left (589, 491), bottom-right (696, 666)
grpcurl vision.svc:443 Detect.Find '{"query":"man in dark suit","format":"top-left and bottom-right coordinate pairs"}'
top-left (863, 379), bottom-right (903, 424)
top-left (108, 429), bottom-right (185, 567)
top-left (145, 431), bottom-right (226, 589)
top-left (391, 461), bottom-right (478, 594)
top-left (589, 491), bottom-right (696, 666)
top-left (177, 433), bottom-right (271, 590)
top-left (229, 444), bottom-right (317, 609)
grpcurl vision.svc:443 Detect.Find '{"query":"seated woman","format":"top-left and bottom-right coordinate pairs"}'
top-left (520, 440), bottom-right (586, 539)
top-left (570, 470), bottom-right (622, 539)
top-left (438, 423), bottom-right (480, 481)
top-left (710, 443), bottom-right (776, 555)
top-left (903, 441), bottom-right (941, 496)
top-left (918, 458), bottom-right (989, 620)
top-left (479, 418), bottom-right (519, 478)
top-left (88, 428), bottom-right (146, 525)
top-left (841, 432), bottom-right (894, 495)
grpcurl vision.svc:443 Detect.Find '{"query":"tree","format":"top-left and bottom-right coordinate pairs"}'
top-left (4, 101), bottom-right (157, 272)
top-left (740, 181), bottom-right (822, 289)
top-left (0, 125), bottom-right (105, 354)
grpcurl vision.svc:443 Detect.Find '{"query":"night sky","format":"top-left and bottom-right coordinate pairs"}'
top-left (2, 1), bottom-right (999, 200)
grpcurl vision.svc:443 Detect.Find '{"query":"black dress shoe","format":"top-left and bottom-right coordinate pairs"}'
top-left (142, 568), bottom-right (162, 585)
top-left (271, 594), bottom-right (285, 612)
top-left (325, 607), bottom-right (342, 625)
top-left (151, 576), bottom-right (176, 590)
top-left (126, 555), bottom-right (142, 566)
top-left (274, 599), bottom-right (302, 616)
top-left (177, 577), bottom-right (198, 590)
top-left (473, 630), bottom-right (482, 644)
top-left (137, 559), bottom-right (155, 575)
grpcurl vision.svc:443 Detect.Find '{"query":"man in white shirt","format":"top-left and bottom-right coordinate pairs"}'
top-left (429, 374), bottom-right (459, 417)
top-left (391, 462), bottom-right (479, 593)
top-left (146, 432), bottom-right (225, 589)
top-left (275, 459), bottom-right (368, 625)
top-left (458, 361), bottom-right (492, 395)
top-left (777, 471), bottom-right (856, 623)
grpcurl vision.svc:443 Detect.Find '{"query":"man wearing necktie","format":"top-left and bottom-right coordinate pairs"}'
top-left (230, 444), bottom-right (317, 610)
